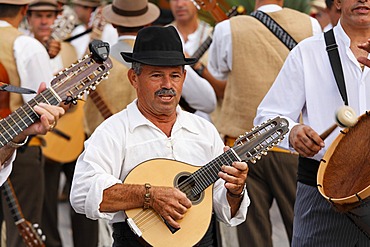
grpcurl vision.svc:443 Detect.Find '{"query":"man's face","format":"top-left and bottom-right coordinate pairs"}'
top-left (170, 0), bottom-right (198, 24)
top-left (129, 65), bottom-right (186, 118)
top-left (336, 0), bottom-right (370, 27)
top-left (73, 4), bottom-right (92, 25)
top-left (27, 11), bottom-right (57, 42)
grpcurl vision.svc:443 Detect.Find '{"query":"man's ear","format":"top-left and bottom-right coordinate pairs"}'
top-left (127, 69), bottom-right (138, 89)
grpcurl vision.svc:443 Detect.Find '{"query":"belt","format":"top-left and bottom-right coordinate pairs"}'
top-left (224, 135), bottom-right (296, 154)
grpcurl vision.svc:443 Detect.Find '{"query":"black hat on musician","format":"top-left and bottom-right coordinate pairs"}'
top-left (120, 26), bottom-right (197, 66)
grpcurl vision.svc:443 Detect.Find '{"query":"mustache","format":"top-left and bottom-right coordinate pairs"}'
top-left (155, 88), bottom-right (177, 96)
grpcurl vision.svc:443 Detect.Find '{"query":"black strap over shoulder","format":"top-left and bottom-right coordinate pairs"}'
top-left (250, 10), bottom-right (298, 50)
top-left (324, 29), bottom-right (348, 105)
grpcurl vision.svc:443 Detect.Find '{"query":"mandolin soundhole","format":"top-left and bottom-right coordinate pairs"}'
top-left (174, 172), bottom-right (204, 205)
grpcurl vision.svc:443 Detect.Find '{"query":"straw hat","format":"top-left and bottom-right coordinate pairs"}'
top-left (102, 0), bottom-right (160, 27)
top-left (0, 0), bottom-right (33, 4)
top-left (310, 0), bottom-right (327, 10)
top-left (121, 26), bottom-right (197, 66)
top-left (71, 0), bottom-right (100, 7)
top-left (28, 0), bottom-right (60, 12)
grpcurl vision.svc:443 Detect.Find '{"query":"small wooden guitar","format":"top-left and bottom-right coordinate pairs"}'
top-left (0, 40), bottom-right (113, 148)
top-left (124, 116), bottom-right (289, 247)
top-left (2, 178), bottom-right (45, 247)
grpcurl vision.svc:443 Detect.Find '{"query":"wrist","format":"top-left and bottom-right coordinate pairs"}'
top-left (227, 187), bottom-right (245, 199)
top-left (7, 136), bottom-right (29, 149)
top-left (143, 183), bottom-right (151, 209)
top-left (194, 63), bottom-right (205, 76)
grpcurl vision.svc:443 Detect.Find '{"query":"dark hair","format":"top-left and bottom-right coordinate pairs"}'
top-left (0, 4), bottom-right (24, 18)
top-left (325, 0), bottom-right (333, 9)
top-left (115, 25), bottom-right (145, 34)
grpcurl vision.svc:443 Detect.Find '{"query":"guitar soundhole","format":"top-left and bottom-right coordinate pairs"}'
top-left (174, 172), bottom-right (204, 205)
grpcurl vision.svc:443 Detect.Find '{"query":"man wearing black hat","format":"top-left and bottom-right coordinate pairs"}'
top-left (70, 25), bottom-right (250, 247)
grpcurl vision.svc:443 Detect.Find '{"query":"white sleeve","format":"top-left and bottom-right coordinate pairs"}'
top-left (0, 152), bottom-right (15, 186)
top-left (207, 20), bottom-right (232, 81)
top-left (14, 35), bottom-right (54, 103)
top-left (310, 17), bottom-right (323, 35)
top-left (182, 66), bottom-right (217, 114)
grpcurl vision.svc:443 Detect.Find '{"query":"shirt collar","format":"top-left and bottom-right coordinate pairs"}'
top-left (333, 20), bottom-right (351, 48)
top-left (127, 99), bottom-right (200, 135)
top-left (257, 4), bottom-right (283, 13)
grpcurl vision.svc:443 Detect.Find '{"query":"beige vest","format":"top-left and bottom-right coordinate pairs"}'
top-left (216, 8), bottom-right (312, 137)
top-left (83, 56), bottom-right (136, 136)
top-left (0, 26), bottom-right (23, 111)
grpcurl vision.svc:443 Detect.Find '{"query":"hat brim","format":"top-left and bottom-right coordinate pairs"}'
top-left (0, 0), bottom-right (32, 4)
top-left (71, 0), bottom-right (100, 7)
top-left (121, 51), bottom-right (198, 66)
top-left (28, 6), bottom-right (61, 12)
top-left (102, 3), bottom-right (160, 27)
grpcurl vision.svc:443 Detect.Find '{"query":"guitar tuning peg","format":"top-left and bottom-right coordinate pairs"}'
top-left (261, 151), bottom-right (268, 155)
top-left (250, 159), bottom-right (256, 164)
top-left (90, 85), bottom-right (96, 90)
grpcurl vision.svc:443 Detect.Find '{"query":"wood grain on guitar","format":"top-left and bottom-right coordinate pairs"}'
top-left (124, 117), bottom-right (289, 247)
top-left (2, 179), bottom-right (45, 247)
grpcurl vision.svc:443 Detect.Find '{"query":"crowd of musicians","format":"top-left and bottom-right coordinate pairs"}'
top-left (0, 0), bottom-right (370, 246)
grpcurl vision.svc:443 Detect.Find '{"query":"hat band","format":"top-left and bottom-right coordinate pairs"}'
top-left (112, 5), bottom-right (148, 17)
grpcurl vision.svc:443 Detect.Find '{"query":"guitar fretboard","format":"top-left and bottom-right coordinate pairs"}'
top-left (89, 90), bottom-right (112, 119)
top-left (2, 179), bottom-right (24, 223)
top-left (0, 89), bottom-right (60, 148)
top-left (180, 149), bottom-right (240, 197)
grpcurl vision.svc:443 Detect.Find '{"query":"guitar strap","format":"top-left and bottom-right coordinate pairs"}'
top-left (250, 10), bottom-right (298, 50)
top-left (324, 29), bottom-right (349, 105)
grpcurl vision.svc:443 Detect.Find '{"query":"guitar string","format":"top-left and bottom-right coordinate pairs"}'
top-left (0, 60), bottom-right (108, 146)
top-left (130, 125), bottom-right (282, 233)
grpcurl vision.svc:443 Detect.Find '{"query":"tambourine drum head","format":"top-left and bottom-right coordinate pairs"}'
top-left (321, 113), bottom-right (370, 206)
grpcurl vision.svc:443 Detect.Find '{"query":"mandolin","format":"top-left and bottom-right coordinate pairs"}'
top-left (124, 116), bottom-right (289, 247)
top-left (0, 40), bottom-right (113, 148)
top-left (2, 178), bottom-right (45, 247)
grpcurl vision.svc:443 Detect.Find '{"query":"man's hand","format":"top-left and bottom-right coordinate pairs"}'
top-left (218, 146), bottom-right (248, 197)
top-left (44, 38), bottom-right (61, 59)
top-left (289, 124), bottom-right (325, 157)
top-left (13, 82), bottom-right (65, 142)
top-left (357, 39), bottom-right (370, 67)
top-left (150, 186), bottom-right (192, 230)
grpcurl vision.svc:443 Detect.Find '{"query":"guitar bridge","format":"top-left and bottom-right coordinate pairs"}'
top-left (126, 218), bottom-right (142, 237)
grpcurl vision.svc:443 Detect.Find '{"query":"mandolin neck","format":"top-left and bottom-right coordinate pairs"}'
top-left (2, 179), bottom-right (24, 223)
top-left (0, 89), bottom-right (60, 148)
top-left (185, 149), bottom-right (240, 196)
top-left (88, 90), bottom-right (112, 119)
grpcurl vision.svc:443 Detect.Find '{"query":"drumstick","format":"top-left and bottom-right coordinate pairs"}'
top-left (320, 105), bottom-right (358, 140)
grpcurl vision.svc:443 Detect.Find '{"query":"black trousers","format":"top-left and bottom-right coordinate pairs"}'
top-left (42, 158), bottom-right (98, 247)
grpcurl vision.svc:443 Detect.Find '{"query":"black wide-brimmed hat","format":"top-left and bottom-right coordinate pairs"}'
top-left (121, 26), bottom-right (198, 66)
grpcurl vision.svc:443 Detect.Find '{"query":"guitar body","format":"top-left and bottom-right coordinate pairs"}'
top-left (42, 101), bottom-right (85, 163)
top-left (124, 159), bottom-right (213, 247)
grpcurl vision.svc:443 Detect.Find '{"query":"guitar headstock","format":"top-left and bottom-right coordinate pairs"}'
top-left (50, 40), bottom-right (112, 104)
top-left (191, 0), bottom-right (228, 22)
top-left (233, 117), bottom-right (289, 163)
top-left (89, 6), bottom-right (107, 34)
top-left (51, 13), bottom-right (76, 41)
top-left (17, 220), bottom-right (45, 247)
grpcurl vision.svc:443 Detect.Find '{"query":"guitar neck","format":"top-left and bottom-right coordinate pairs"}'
top-left (192, 36), bottom-right (213, 61)
top-left (2, 179), bottom-right (24, 223)
top-left (89, 90), bottom-right (112, 119)
top-left (0, 89), bottom-right (60, 148)
top-left (181, 149), bottom-right (239, 197)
